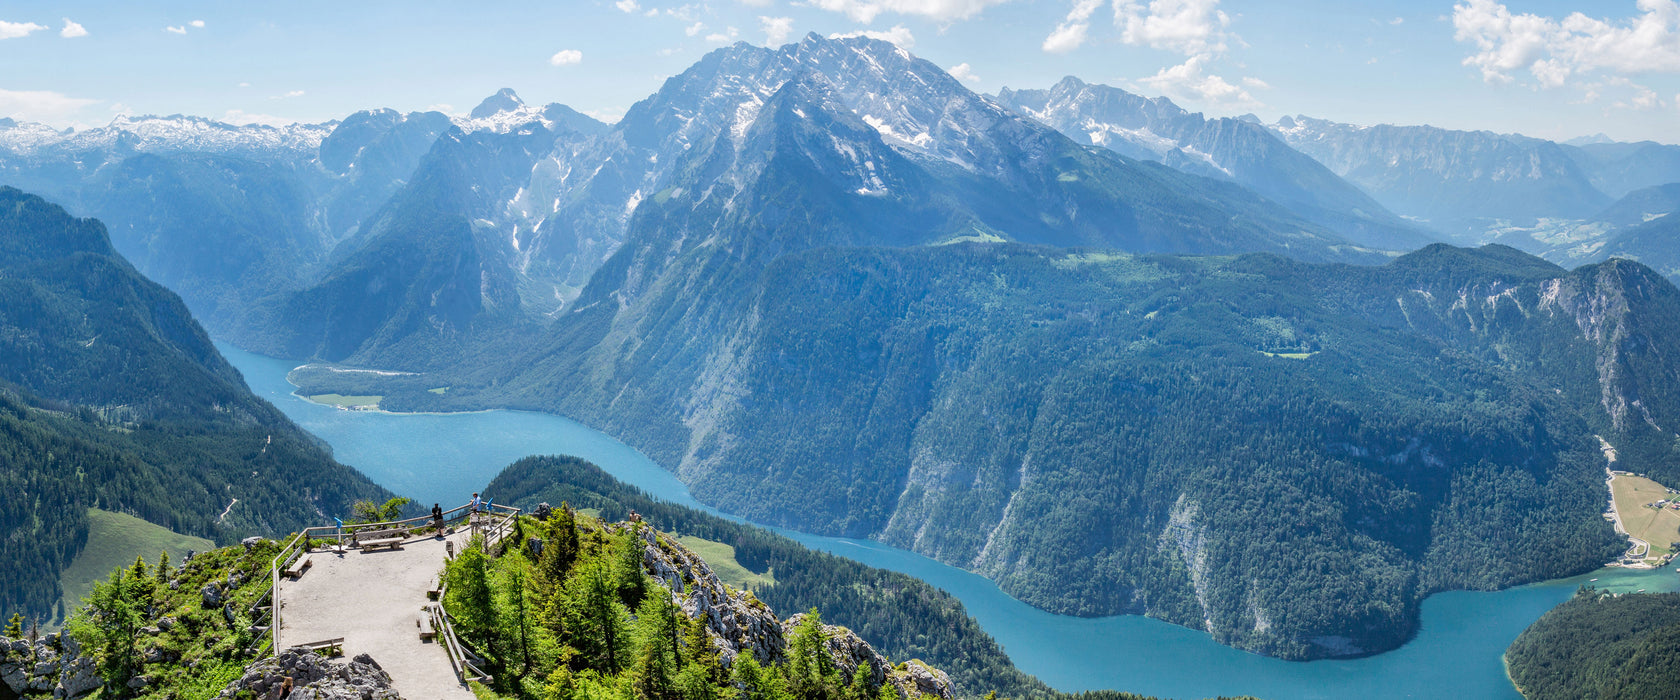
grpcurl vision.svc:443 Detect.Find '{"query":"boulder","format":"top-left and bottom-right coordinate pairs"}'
top-left (56, 655), bottom-right (101, 697)
top-left (892, 660), bottom-right (955, 700)
top-left (216, 648), bottom-right (402, 700)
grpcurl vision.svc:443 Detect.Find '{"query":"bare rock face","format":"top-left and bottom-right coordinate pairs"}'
top-left (216, 648), bottom-right (402, 700)
top-left (779, 614), bottom-right (954, 700)
top-left (0, 633), bottom-right (100, 699)
top-left (624, 522), bottom-right (954, 700)
top-left (892, 660), bottom-right (955, 700)
top-left (631, 524), bottom-right (785, 665)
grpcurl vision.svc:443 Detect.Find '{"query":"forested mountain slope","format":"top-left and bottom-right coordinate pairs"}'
top-left (0, 187), bottom-right (390, 622)
top-left (1506, 589), bottom-right (1680, 700)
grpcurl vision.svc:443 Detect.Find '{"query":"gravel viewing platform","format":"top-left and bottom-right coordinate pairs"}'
top-left (277, 529), bottom-right (478, 700)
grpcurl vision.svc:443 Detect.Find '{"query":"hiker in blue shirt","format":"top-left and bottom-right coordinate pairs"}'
top-left (471, 492), bottom-right (483, 513)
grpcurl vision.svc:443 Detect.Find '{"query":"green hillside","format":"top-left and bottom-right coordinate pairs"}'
top-left (55, 509), bottom-right (214, 626)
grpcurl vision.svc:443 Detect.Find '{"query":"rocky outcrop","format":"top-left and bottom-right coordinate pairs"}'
top-left (0, 633), bottom-right (100, 699)
top-left (216, 649), bottom-right (401, 700)
top-left (779, 614), bottom-right (954, 700)
top-left (629, 523), bottom-right (784, 665)
top-left (625, 523), bottom-right (953, 700)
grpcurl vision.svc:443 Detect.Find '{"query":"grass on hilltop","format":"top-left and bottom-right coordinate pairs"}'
top-left (55, 509), bottom-right (214, 625)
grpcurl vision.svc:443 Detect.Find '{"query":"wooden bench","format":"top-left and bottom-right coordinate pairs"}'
top-left (296, 637), bottom-right (344, 657)
top-left (283, 554), bottom-right (311, 579)
top-left (355, 529), bottom-right (404, 551)
top-left (418, 608), bottom-right (438, 641)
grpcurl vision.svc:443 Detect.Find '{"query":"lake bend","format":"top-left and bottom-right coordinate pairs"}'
top-left (220, 341), bottom-right (1680, 700)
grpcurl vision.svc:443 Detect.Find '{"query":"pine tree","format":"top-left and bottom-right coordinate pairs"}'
top-left (631, 592), bottom-right (680, 700)
top-left (3, 612), bottom-right (21, 638)
top-left (445, 540), bottom-right (498, 661)
top-left (786, 610), bottom-right (840, 700)
top-left (541, 504), bottom-right (580, 587)
top-left (682, 611), bottom-right (722, 683)
top-left (616, 529), bottom-right (648, 608)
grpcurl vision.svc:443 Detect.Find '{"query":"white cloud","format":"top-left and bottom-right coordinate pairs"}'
top-left (190, 20), bottom-right (205, 28)
top-left (550, 49), bottom-right (584, 66)
top-left (1106, 0), bottom-right (1266, 108)
top-left (272, 90), bottom-right (305, 99)
top-left (615, 0), bottom-right (642, 12)
top-left (1043, 0), bottom-right (1102, 53)
top-left (706, 27), bottom-right (741, 43)
top-left (222, 109), bottom-right (296, 127)
top-left (738, 0), bottom-right (773, 6)
top-left (762, 16), bottom-right (795, 45)
top-left (1388, 17), bottom-right (1404, 26)
top-left (828, 24), bottom-right (915, 48)
top-left (1117, 0), bottom-right (1232, 56)
top-left (804, 0), bottom-right (1011, 24)
top-left (0, 88), bottom-right (98, 123)
top-left (1452, 0), bottom-right (1680, 88)
top-left (1138, 54), bottom-right (1260, 107)
top-left (686, 22), bottom-right (706, 36)
top-left (165, 25), bottom-right (187, 34)
top-left (1042, 22), bottom-right (1088, 53)
top-left (947, 62), bottom-right (981, 83)
top-left (60, 19), bottom-right (87, 38)
top-left (583, 108), bottom-right (626, 124)
top-left (0, 20), bottom-right (47, 39)
top-left (423, 103), bottom-right (459, 115)
top-left (238, 82), bottom-right (251, 88)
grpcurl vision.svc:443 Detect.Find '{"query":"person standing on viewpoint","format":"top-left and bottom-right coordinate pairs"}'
top-left (431, 503), bottom-right (444, 535)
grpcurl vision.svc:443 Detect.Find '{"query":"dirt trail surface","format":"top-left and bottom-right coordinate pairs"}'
top-left (278, 530), bottom-right (476, 700)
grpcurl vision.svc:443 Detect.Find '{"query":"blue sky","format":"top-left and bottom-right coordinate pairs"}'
top-left (1, 0), bottom-right (1676, 143)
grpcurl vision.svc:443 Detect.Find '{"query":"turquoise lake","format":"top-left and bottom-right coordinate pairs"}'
top-left (221, 341), bottom-right (1680, 700)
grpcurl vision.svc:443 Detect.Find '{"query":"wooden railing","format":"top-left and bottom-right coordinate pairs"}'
top-left (266, 501), bottom-right (519, 657)
top-left (432, 580), bottom-right (493, 684)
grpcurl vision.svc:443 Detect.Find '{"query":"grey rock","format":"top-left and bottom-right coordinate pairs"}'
top-left (57, 655), bottom-right (100, 697)
top-left (127, 674), bottom-right (150, 690)
top-left (893, 660), bottom-right (955, 700)
top-left (2, 661), bottom-right (26, 693)
top-left (634, 525), bottom-right (784, 666)
top-left (216, 648), bottom-right (402, 700)
top-left (202, 583), bottom-right (224, 607)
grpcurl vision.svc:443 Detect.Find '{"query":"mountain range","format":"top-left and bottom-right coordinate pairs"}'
top-left (5, 33), bottom-right (1680, 663)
